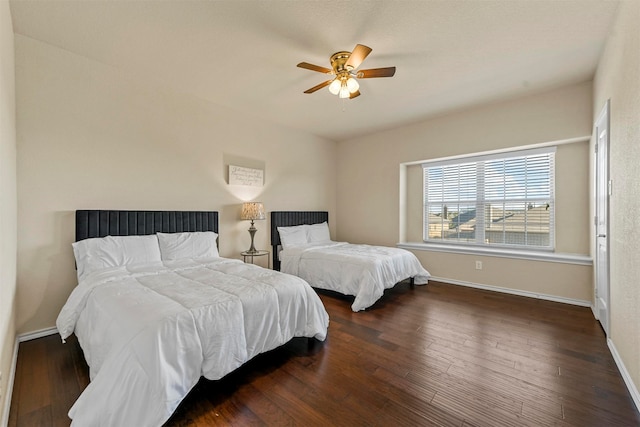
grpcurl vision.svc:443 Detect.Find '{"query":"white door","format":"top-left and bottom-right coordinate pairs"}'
top-left (595, 100), bottom-right (610, 335)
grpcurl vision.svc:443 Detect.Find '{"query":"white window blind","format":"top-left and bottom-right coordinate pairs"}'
top-left (423, 147), bottom-right (555, 250)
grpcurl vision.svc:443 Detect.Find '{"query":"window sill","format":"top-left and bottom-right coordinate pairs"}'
top-left (396, 242), bottom-right (592, 266)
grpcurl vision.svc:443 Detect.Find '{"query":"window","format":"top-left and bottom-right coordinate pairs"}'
top-left (423, 147), bottom-right (555, 250)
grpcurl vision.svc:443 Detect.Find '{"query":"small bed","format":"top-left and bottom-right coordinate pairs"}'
top-left (271, 211), bottom-right (430, 312)
top-left (57, 210), bottom-right (329, 426)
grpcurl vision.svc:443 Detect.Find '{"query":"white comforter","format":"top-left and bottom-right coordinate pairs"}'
top-left (280, 242), bottom-right (430, 312)
top-left (56, 257), bottom-right (329, 427)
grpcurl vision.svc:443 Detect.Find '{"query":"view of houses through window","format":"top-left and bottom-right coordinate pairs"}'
top-left (423, 147), bottom-right (555, 250)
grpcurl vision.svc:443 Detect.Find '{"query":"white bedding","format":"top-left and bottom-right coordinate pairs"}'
top-left (279, 242), bottom-right (430, 312)
top-left (56, 257), bottom-right (329, 426)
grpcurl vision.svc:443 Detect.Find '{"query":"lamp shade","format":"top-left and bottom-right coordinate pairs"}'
top-left (346, 77), bottom-right (359, 93)
top-left (328, 79), bottom-right (341, 95)
top-left (338, 85), bottom-right (350, 99)
top-left (240, 202), bottom-right (266, 221)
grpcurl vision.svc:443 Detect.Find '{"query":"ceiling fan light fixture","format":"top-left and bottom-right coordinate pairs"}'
top-left (346, 77), bottom-right (359, 93)
top-left (328, 79), bottom-right (341, 95)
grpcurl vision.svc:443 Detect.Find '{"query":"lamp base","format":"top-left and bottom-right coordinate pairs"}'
top-left (246, 221), bottom-right (258, 253)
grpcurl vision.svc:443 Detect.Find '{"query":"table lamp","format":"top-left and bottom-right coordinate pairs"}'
top-left (240, 202), bottom-right (265, 254)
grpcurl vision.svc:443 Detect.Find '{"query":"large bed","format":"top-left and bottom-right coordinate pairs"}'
top-left (271, 211), bottom-right (430, 312)
top-left (57, 210), bottom-right (329, 426)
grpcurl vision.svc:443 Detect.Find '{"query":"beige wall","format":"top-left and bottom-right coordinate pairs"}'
top-left (15, 35), bottom-right (337, 334)
top-left (337, 82), bottom-right (593, 302)
top-left (593, 0), bottom-right (640, 406)
top-left (0, 0), bottom-right (17, 422)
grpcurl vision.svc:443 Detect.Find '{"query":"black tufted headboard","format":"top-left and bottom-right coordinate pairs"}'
top-left (75, 210), bottom-right (219, 242)
top-left (270, 211), bottom-right (328, 271)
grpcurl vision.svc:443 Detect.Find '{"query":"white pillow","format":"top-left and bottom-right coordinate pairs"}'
top-left (72, 234), bottom-right (162, 282)
top-left (307, 222), bottom-right (331, 243)
top-left (156, 231), bottom-right (219, 261)
top-left (277, 225), bottom-right (309, 249)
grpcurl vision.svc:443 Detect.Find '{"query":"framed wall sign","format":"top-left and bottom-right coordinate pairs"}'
top-left (229, 165), bottom-right (264, 187)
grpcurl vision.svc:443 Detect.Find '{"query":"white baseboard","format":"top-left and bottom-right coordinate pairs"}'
top-left (429, 276), bottom-right (592, 307)
top-left (1, 327), bottom-right (58, 427)
top-left (608, 338), bottom-right (640, 414)
top-left (18, 326), bottom-right (58, 343)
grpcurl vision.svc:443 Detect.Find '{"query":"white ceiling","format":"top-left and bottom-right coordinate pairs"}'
top-left (9, 0), bottom-right (619, 142)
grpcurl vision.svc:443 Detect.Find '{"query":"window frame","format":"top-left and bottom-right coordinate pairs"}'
top-left (422, 146), bottom-right (556, 251)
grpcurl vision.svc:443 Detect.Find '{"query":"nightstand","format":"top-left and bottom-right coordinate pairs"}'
top-left (241, 250), bottom-right (270, 269)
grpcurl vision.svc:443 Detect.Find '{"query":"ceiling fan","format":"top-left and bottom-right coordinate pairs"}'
top-left (297, 44), bottom-right (396, 99)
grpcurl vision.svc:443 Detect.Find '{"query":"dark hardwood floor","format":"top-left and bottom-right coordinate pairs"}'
top-left (8, 281), bottom-right (640, 426)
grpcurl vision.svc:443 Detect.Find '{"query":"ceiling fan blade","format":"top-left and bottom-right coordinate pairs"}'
top-left (345, 44), bottom-right (372, 70)
top-left (297, 62), bottom-right (333, 74)
top-left (304, 80), bottom-right (333, 94)
top-left (349, 90), bottom-right (361, 99)
top-left (357, 67), bottom-right (396, 78)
